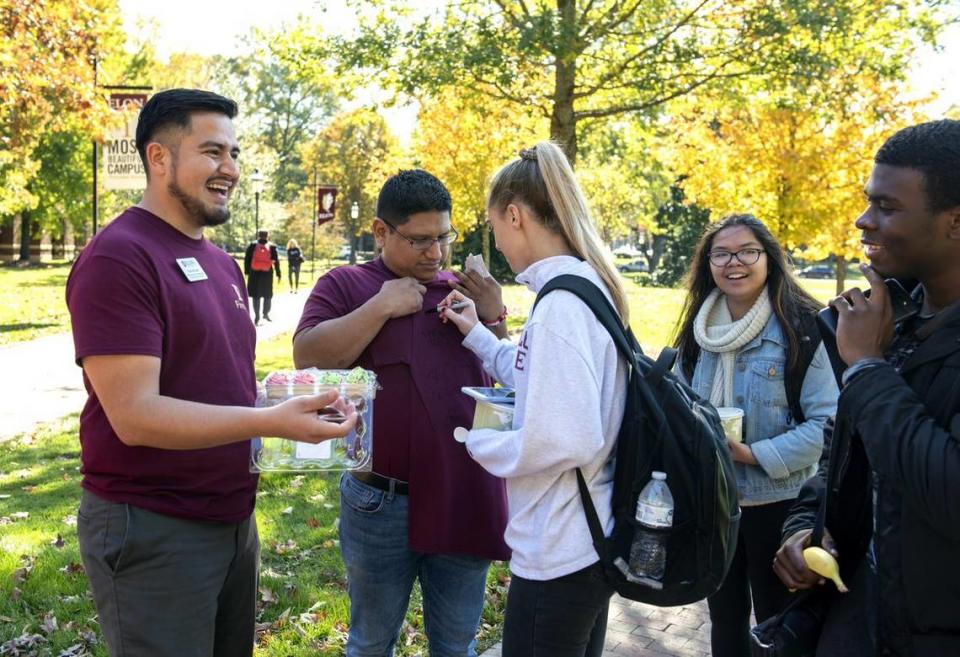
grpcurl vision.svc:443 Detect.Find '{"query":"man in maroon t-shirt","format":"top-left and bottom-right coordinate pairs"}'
top-left (294, 170), bottom-right (510, 657)
top-left (66, 89), bottom-right (355, 657)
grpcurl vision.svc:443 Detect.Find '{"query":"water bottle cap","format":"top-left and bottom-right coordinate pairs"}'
top-left (652, 471), bottom-right (667, 480)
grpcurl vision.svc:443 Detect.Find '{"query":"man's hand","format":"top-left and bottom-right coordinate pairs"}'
top-left (773, 528), bottom-right (839, 590)
top-left (830, 264), bottom-right (894, 365)
top-left (374, 277), bottom-right (426, 319)
top-left (264, 390), bottom-right (358, 443)
top-left (448, 270), bottom-right (504, 324)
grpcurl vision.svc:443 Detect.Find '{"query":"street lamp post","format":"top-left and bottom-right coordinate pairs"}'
top-left (350, 202), bottom-right (359, 263)
top-left (251, 169), bottom-right (265, 235)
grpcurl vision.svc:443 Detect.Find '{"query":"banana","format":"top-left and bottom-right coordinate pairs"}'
top-left (803, 546), bottom-right (849, 593)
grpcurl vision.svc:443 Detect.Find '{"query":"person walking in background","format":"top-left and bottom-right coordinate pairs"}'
top-left (438, 141), bottom-right (627, 657)
top-left (287, 238), bottom-right (304, 292)
top-left (244, 229), bottom-right (280, 324)
top-left (672, 214), bottom-right (839, 657)
top-left (65, 88), bottom-right (356, 657)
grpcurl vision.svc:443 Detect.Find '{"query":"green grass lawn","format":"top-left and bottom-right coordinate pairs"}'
top-left (0, 332), bottom-right (508, 656)
top-left (0, 266), bottom-right (863, 654)
top-left (0, 263), bottom-right (73, 346)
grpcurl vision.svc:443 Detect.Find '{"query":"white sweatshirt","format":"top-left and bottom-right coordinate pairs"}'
top-left (462, 256), bottom-right (628, 580)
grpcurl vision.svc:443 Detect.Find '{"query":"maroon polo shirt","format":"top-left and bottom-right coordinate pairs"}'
top-left (66, 207), bottom-right (258, 523)
top-left (296, 258), bottom-right (510, 560)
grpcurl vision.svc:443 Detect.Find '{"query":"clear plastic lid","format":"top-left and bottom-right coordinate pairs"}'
top-left (261, 367), bottom-right (378, 398)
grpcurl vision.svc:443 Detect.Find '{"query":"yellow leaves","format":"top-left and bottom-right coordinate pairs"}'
top-left (1, 0), bottom-right (122, 213)
top-left (664, 72), bottom-right (923, 261)
top-left (413, 88), bottom-right (546, 235)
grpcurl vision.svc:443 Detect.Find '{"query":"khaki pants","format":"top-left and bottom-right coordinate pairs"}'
top-left (77, 490), bottom-right (259, 657)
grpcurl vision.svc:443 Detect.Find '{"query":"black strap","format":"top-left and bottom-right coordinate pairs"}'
top-left (533, 276), bottom-right (638, 559)
top-left (649, 348), bottom-right (677, 384)
top-left (785, 312), bottom-right (823, 425)
top-left (576, 467), bottom-right (609, 563)
top-left (534, 275), bottom-right (638, 367)
top-left (533, 275), bottom-right (677, 561)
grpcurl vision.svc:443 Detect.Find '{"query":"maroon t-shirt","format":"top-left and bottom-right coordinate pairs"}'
top-left (296, 258), bottom-right (510, 560)
top-left (66, 207), bottom-right (258, 523)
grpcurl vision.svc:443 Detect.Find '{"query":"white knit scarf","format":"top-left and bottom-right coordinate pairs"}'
top-left (693, 287), bottom-right (772, 407)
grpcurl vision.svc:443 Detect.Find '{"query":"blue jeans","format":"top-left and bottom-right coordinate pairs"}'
top-left (338, 473), bottom-right (491, 657)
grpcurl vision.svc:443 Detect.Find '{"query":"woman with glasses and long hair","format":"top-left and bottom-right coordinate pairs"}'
top-left (673, 214), bottom-right (839, 656)
top-left (439, 141), bottom-right (627, 657)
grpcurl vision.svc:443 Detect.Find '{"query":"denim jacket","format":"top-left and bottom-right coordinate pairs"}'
top-left (680, 316), bottom-right (839, 506)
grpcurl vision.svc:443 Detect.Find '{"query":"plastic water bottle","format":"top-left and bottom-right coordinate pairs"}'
top-left (627, 471), bottom-right (673, 587)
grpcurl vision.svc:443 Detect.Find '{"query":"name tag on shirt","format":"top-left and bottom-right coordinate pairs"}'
top-left (176, 258), bottom-right (208, 282)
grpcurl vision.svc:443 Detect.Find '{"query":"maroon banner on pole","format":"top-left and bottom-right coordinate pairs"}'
top-left (317, 186), bottom-right (337, 225)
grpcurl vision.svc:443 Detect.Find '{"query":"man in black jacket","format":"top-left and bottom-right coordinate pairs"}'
top-left (773, 119), bottom-right (960, 656)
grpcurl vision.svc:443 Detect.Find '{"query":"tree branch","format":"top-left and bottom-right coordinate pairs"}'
top-left (574, 0), bottom-right (713, 100)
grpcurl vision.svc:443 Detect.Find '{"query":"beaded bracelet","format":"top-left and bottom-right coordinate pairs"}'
top-left (482, 306), bottom-right (508, 327)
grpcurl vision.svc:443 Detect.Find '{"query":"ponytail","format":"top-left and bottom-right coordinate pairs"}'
top-left (488, 141), bottom-right (629, 322)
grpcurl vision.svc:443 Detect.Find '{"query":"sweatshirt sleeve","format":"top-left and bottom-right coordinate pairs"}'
top-left (462, 321), bottom-right (517, 387)
top-left (463, 320), bottom-right (608, 479)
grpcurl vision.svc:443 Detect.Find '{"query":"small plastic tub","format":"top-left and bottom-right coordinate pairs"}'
top-left (461, 387), bottom-right (515, 431)
top-left (252, 368), bottom-right (378, 472)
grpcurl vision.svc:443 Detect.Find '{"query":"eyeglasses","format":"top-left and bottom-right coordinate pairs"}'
top-left (384, 222), bottom-right (459, 251)
top-left (708, 248), bottom-right (765, 267)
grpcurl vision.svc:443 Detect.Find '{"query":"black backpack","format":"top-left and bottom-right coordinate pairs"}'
top-left (534, 275), bottom-right (740, 606)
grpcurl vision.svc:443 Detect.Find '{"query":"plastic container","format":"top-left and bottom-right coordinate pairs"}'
top-left (716, 407), bottom-right (744, 443)
top-left (461, 387), bottom-right (515, 431)
top-left (251, 368), bottom-right (377, 472)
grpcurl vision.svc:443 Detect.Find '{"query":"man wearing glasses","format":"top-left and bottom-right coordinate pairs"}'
top-left (293, 170), bottom-right (510, 657)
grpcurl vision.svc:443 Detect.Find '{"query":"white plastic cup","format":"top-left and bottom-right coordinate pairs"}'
top-left (716, 407), bottom-right (744, 443)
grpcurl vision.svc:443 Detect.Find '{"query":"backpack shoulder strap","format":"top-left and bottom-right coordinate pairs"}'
top-left (785, 311), bottom-right (822, 425)
top-left (533, 274), bottom-right (637, 562)
top-left (533, 274), bottom-right (638, 365)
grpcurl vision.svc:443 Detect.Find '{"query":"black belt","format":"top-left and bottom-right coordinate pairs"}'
top-left (350, 471), bottom-right (409, 495)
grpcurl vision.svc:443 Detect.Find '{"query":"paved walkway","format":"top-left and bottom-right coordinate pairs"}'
top-left (0, 290), bottom-right (308, 442)
top-left (480, 597), bottom-right (712, 657)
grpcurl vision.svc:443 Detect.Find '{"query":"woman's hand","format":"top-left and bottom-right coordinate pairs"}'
top-left (449, 270), bottom-right (504, 325)
top-left (437, 290), bottom-right (479, 336)
top-left (728, 439), bottom-right (758, 464)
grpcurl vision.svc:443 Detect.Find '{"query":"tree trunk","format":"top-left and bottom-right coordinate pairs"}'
top-left (550, 0), bottom-right (578, 165)
top-left (835, 255), bottom-right (846, 296)
top-left (18, 211), bottom-right (31, 262)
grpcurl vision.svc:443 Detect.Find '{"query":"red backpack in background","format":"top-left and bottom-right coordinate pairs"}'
top-left (251, 243), bottom-right (273, 271)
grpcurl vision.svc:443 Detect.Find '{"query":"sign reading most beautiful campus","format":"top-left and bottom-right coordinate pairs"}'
top-left (103, 93), bottom-right (149, 190)
top-left (317, 185), bottom-right (337, 225)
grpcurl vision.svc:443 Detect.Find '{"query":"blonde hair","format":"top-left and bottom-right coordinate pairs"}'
top-left (287, 238), bottom-right (299, 249)
top-left (488, 140), bottom-right (628, 321)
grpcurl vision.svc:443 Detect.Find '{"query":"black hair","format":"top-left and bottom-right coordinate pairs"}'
top-left (375, 169), bottom-right (451, 226)
top-left (135, 88), bottom-right (238, 169)
top-left (874, 119), bottom-right (960, 212)
top-left (674, 214), bottom-right (821, 380)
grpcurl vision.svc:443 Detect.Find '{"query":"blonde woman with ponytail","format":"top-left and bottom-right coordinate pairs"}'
top-left (439, 141), bottom-right (628, 657)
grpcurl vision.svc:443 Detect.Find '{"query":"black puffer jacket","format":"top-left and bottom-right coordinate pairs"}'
top-left (782, 302), bottom-right (960, 656)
